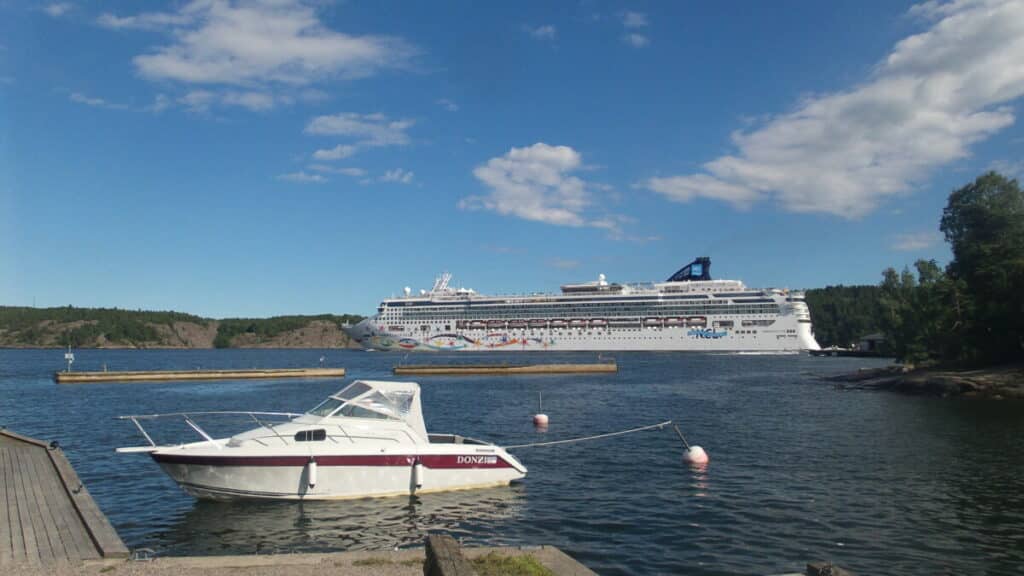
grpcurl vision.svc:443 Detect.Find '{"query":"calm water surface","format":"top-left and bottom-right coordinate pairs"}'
top-left (1, 349), bottom-right (1022, 575)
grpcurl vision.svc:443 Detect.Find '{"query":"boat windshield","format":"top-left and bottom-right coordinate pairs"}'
top-left (337, 382), bottom-right (372, 400)
top-left (307, 383), bottom-right (416, 422)
top-left (307, 397), bottom-right (344, 417)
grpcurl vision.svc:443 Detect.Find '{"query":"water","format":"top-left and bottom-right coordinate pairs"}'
top-left (1, 349), bottom-right (1022, 575)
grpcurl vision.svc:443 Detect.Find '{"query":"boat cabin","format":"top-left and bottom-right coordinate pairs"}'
top-left (303, 380), bottom-right (427, 438)
top-left (223, 380), bottom-right (431, 448)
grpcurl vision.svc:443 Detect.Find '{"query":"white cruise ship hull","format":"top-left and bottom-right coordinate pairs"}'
top-left (345, 258), bottom-right (821, 353)
top-left (353, 320), bottom-right (817, 352)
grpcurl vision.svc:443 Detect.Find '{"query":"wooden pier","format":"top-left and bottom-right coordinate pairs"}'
top-left (393, 362), bottom-right (617, 376)
top-left (54, 367), bottom-right (346, 384)
top-left (0, 428), bottom-right (128, 569)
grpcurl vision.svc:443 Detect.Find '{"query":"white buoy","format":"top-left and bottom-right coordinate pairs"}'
top-left (533, 391), bottom-right (548, 427)
top-left (307, 458), bottom-right (318, 488)
top-left (683, 445), bottom-right (709, 465)
top-left (672, 423), bottom-right (709, 465)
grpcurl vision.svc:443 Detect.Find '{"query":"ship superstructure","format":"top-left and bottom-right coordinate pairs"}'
top-left (344, 258), bottom-right (820, 352)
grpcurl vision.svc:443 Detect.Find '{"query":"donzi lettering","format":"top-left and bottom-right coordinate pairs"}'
top-left (688, 328), bottom-right (728, 339)
top-left (456, 455), bottom-right (498, 465)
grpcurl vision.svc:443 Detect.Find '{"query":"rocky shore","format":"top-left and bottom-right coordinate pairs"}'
top-left (825, 363), bottom-right (1024, 399)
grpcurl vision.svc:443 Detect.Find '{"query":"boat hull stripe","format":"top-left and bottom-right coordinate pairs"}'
top-left (151, 453), bottom-right (513, 468)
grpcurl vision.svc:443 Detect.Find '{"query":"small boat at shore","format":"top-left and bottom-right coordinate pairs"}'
top-left (117, 380), bottom-right (527, 500)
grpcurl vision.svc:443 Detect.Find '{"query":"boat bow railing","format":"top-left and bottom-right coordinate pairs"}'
top-left (117, 411), bottom-right (303, 450)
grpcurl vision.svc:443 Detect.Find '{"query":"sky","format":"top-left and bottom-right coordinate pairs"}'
top-left (2, 0), bottom-right (1023, 318)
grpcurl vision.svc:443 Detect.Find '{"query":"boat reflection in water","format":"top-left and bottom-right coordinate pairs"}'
top-left (151, 485), bottom-right (526, 556)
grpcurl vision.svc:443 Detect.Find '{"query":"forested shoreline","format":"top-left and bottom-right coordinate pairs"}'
top-left (0, 306), bottom-right (364, 349)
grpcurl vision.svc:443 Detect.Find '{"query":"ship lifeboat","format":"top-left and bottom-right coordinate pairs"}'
top-left (686, 316), bottom-right (707, 327)
top-left (590, 318), bottom-right (608, 328)
top-left (487, 320), bottom-right (507, 329)
top-left (469, 320), bottom-right (486, 329)
top-left (664, 317), bottom-right (683, 327)
top-left (643, 317), bottom-right (663, 327)
top-left (569, 319), bottom-right (587, 328)
top-left (550, 319), bottom-right (568, 329)
top-left (508, 320), bottom-right (527, 329)
top-left (529, 319), bottom-right (548, 328)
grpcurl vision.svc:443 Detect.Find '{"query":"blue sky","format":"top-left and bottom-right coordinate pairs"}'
top-left (2, 0), bottom-right (1023, 318)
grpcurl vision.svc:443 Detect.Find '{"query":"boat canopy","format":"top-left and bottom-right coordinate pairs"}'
top-left (307, 380), bottom-right (427, 439)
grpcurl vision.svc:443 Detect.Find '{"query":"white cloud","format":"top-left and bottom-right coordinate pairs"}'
top-left (69, 92), bottom-right (105, 107)
top-left (104, 1), bottom-right (413, 87)
top-left (309, 164), bottom-right (366, 177)
top-left (312, 144), bottom-right (357, 160)
top-left (305, 113), bottom-right (414, 160)
top-left (178, 90), bottom-right (217, 112)
top-left (644, 174), bottom-right (760, 208)
top-left (643, 0), bottom-right (1024, 218)
top-left (891, 231), bottom-right (941, 251)
top-left (988, 158), bottom-right (1024, 178)
top-left (277, 171), bottom-right (326, 183)
top-left (97, 11), bottom-right (191, 30)
top-left (462, 142), bottom-right (613, 228)
top-left (622, 33), bottom-right (649, 48)
top-left (528, 25), bottom-right (557, 40)
top-left (222, 91), bottom-right (275, 111)
top-left (69, 92), bottom-right (127, 110)
top-left (45, 3), bottom-right (72, 17)
top-left (174, 89), bottom-right (279, 112)
top-left (437, 98), bottom-right (459, 112)
top-left (381, 168), bottom-right (414, 184)
top-left (147, 93), bottom-right (172, 113)
top-left (622, 12), bottom-right (648, 28)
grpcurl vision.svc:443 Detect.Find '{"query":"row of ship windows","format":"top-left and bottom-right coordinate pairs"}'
top-left (383, 306), bottom-right (780, 319)
top-left (387, 324), bottom-right (775, 332)
top-left (382, 294), bottom-right (776, 309)
top-left (384, 303), bottom-right (781, 312)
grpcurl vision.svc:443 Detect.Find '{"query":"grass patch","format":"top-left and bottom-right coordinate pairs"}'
top-left (470, 552), bottom-right (555, 576)
top-left (400, 558), bottom-right (424, 566)
top-left (352, 557), bottom-right (394, 566)
top-left (99, 566), bottom-right (117, 573)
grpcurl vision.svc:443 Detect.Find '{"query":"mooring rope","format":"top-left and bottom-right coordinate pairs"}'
top-left (504, 420), bottom-right (673, 449)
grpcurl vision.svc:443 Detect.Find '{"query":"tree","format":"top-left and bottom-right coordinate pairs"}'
top-left (940, 172), bottom-right (1024, 363)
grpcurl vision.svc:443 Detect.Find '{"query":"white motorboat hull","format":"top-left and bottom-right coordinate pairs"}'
top-left (152, 450), bottom-right (526, 501)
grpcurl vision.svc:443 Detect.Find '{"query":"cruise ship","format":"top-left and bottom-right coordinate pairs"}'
top-left (344, 258), bottom-right (820, 352)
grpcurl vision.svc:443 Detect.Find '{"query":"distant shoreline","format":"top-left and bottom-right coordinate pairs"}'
top-left (0, 344), bottom-right (361, 350)
top-left (825, 363), bottom-right (1024, 399)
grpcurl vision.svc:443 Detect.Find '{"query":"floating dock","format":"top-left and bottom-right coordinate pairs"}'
top-left (54, 367), bottom-right (346, 384)
top-left (393, 362), bottom-right (617, 375)
top-left (0, 428), bottom-right (128, 568)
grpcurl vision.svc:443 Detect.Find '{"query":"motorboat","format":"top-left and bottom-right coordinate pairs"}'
top-left (117, 380), bottom-right (527, 501)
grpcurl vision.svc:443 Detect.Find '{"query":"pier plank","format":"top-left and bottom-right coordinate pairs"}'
top-left (46, 445), bottom-right (128, 558)
top-left (18, 448), bottom-right (60, 564)
top-left (0, 430), bottom-right (123, 567)
top-left (10, 447), bottom-right (43, 564)
top-left (55, 367), bottom-right (346, 384)
top-left (3, 446), bottom-right (28, 564)
top-left (0, 449), bottom-right (13, 565)
top-left (45, 461), bottom-right (99, 561)
top-left (26, 445), bottom-right (76, 562)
